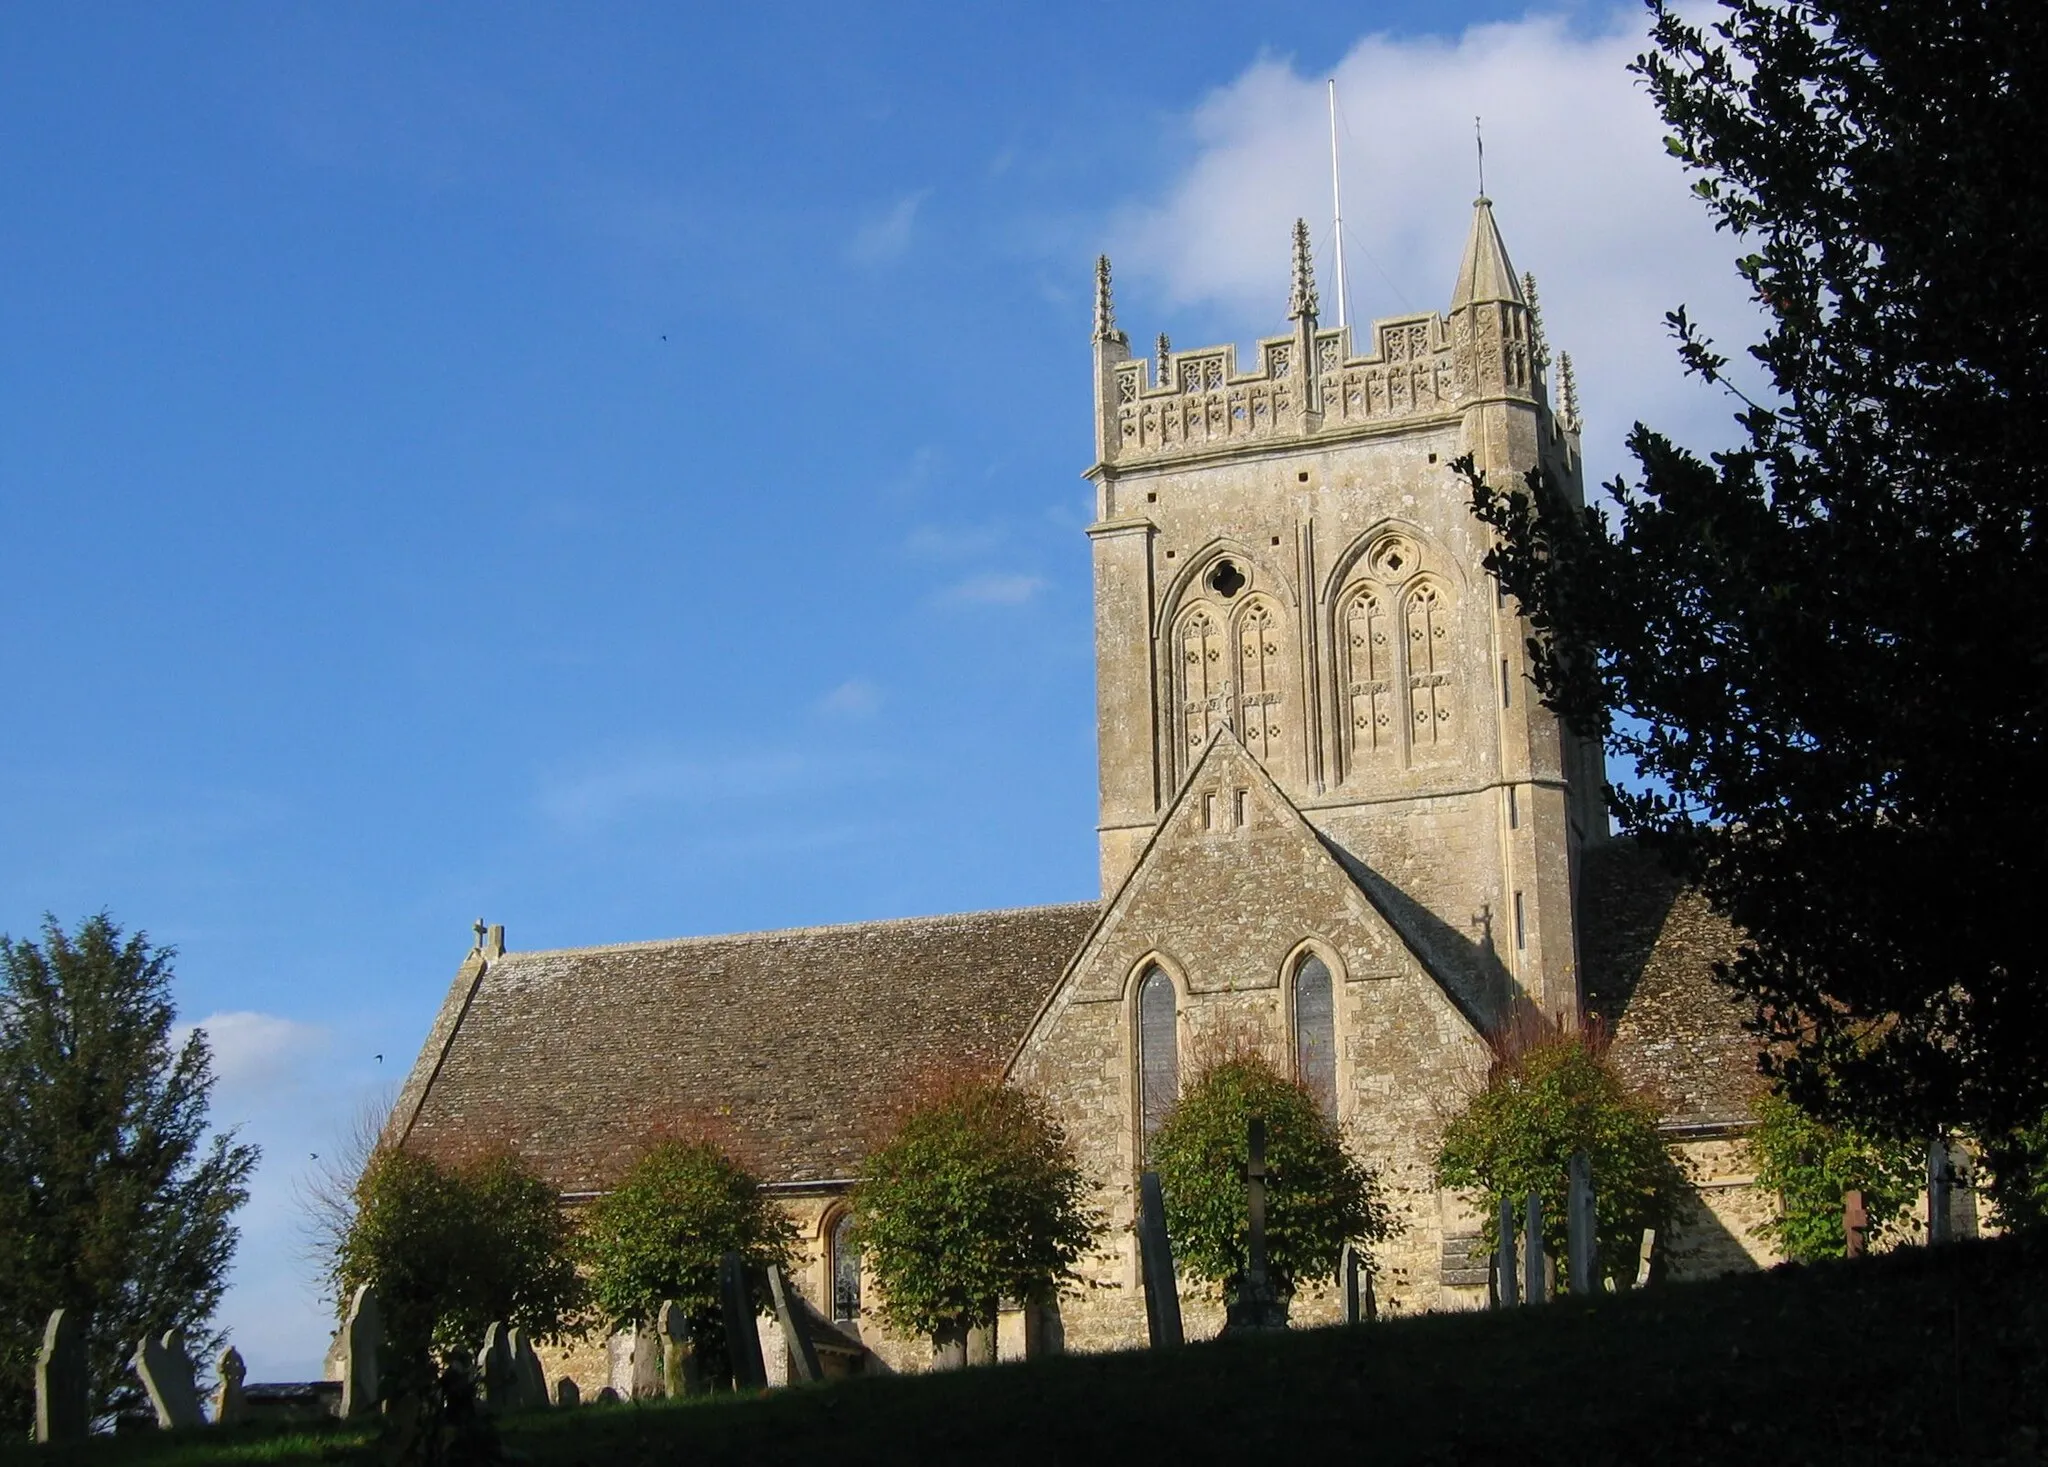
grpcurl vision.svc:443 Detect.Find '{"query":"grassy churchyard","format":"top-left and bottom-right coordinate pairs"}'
top-left (11, 1232), bottom-right (2046, 1467)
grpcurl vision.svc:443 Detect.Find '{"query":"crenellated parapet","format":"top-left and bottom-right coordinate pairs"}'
top-left (1093, 200), bottom-right (1539, 471)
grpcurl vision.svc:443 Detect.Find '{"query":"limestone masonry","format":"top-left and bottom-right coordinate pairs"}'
top-left (392, 200), bottom-right (1776, 1388)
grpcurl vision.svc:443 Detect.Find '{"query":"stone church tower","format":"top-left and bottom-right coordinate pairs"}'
top-left (1084, 200), bottom-right (1604, 1026)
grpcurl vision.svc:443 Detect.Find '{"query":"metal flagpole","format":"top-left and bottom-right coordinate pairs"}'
top-left (1328, 78), bottom-right (1349, 332)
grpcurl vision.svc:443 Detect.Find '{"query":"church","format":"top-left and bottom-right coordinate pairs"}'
top-left (389, 197), bottom-right (1769, 1384)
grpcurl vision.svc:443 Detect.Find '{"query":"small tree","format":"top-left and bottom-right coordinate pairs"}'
top-left (1148, 1051), bottom-right (1388, 1316)
top-left (579, 1138), bottom-right (796, 1384)
top-left (1744, 1091), bottom-right (1922, 1261)
top-left (852, 1077), bottom-right (1096, 1361)
top-left (334, 1147), bottom-right (583, 1393)
top-left (0, 913), bottom-right (257, 1427)
top-left (1435, 1022), bottom-right (1686, 1290)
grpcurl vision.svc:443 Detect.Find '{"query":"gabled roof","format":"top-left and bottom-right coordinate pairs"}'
top-left (393, 903), bottom-right (1099, 1192)
top-left (1580, 841), bottom-right (1762, 1129)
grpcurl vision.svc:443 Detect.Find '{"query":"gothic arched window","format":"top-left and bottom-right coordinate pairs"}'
top-left (1177, 608), bottom-right (1226, 756)
top-left (1342, 585), bottom-right (1392, 766)
top-left (828, 1210), bottom-right (860, 1323)
top-left (1235, 598), bottom-right (1285, 763)
top-left (1293, 954), bottom-right (1337, 1119)
top-left (1138, 966), bottom-right (1179, 1151)
top-left (1405, 582), bottom-right (1454, 749)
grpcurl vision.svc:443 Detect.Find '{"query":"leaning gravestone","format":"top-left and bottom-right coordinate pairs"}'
top-left (1136, 1171), bottom-right (1184, 1347)
top-left (658, 1301), bottom-right (699, 1397)
top-left (338, 1284), bottom-right (382, 1419)
top-left (476, 1323), bottom-right (517, 1412)
top-left (719, 1251), bottom-right (769, 1390)
top-left (506, 1326), bottom-right (549, 1410)
top-left (34, 1307), bottom-right (89, 1443)
top-left (133, 1329), bottom-right (205, 1429)
top-left (765, 1263), bottom-right (822, 1383)
top-left (213, 1346), bottom-right (248, 1425)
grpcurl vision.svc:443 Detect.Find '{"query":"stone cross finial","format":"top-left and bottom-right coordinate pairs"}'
top-left (1523, 272), bottom-right (1551, 372)
top-left (472, 918), bottom-right (487, 951)
top-left (1558, 352), bottom-right (1582, 433)
top-left (1287, 219), bottom-right (1319, 322)
top-left (1092, 255), bottom-right (1125, 345)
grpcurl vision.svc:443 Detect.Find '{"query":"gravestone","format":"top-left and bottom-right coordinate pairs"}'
top-left (34, 1307), bottom-right (89, 1443)
top-left (213, 1346), bottom-right (247, 1425)
top-left (1928, 1137), bottom-right (1954, 1245)
top-left (476, 1323), bottom-right (516, 1412)
top-left (338, 1284), bottom-right (382, 1419)
top-left (1567, 1151), bottom-right (1597, 1296)
top-left (658, 1301), bottom-right (700, 1397)
top-left (553, 1378), bottom-right (580, 1408)
top-left (507, 1326), bottom-right (548, 1409)
top-left (133, 1329), bottom-right (205, 1429)
top-left (1844, 1189), bottom-right (1869, 1257)
top-left (719, 1252), bottom-right (768, 1390)
top-left (1635, 1228), bottom-right (1657, 1289)
top-left (1136, 1170), bottom-right (1185, 1347)
top-left (1225, 1119), bottom-right (1288, 1332)
top-left (1495, 1194), bottom-right (1519, 1308)
top-left (1339, 1241), bottom-right (1367, 1325)
top-left (1523, 1193), bottom-right (1546, 1305)
top-left (593, 1386), bottom-right (621, 1405)
top-left (765, 1263), bottom-right (822, 1383)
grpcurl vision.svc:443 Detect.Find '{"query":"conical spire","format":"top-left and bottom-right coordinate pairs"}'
top-left (1093, 254), bottom-right (1126, 345)
top-left (1287, 218), bottom-right (1319, 323)
top-left (1450, 196), bottom-right (1526, 311)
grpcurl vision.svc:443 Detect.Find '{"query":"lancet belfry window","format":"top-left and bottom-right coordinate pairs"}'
top-left (1293, 954), bottom-right (1337, 1119)
top-left (1137, 966), bottom-right (1179, 1153)
top-left (1236, 599), bottom-right (1284, 763)
top-left (1177, 608), bottom-right (1228, 755)
top-left (1406, 583), bottom-right (1453, 748)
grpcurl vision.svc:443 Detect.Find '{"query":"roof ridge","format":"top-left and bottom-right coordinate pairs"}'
top-left (492, 900), bottom-right (1100, 961)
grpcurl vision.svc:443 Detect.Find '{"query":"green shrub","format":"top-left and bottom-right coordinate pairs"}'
top-left (852, 1077), bottom-right (1096, 1351)
top-left (579, 1138), bottom-right (796, 1380)
top-left (1744, 1091), bottom-right (1922, 1260)
top-left (334, 1147), bottom-right (583, 1388)
top-left (1148, 1051), bottom-right (1388, 1309)
top-left (1434, 1023), bottom-right (1685, 1290)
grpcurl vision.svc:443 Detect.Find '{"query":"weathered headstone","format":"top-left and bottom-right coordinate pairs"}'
top-left (1844, 1189), bottom-right (1869, 1258)
top-left (507, 1326), bottom-right (548, 1409)
top-left (765, 1263), bottom-right (822, 1383)
top-left (1495, 1194), bottom-right (1519, 1308)
top-left (34, 1307), bottom-right (89, 1443)
top-left (593, 1385), bottom-right (621, 1405)
top-left (1635, 1228), bottom-right (1657, 1289)
top-left (552, 1377), bottom-right (580, 1408)
top-left (338, 1283), bottom-right (382, 1419)
top-left (1928, 1137), bottom-right (1954, 1246)
top-left (476, 1323), bottom-right (516, 1412)
top-left (212, 1346), bottom-right (247, 1425)
top-left (720, 1251), bottom-right (768, 1390)
top-left (658, 1301), bottom-right (700, 1397)
top-left (1567, 1151), bottom-right (1597, 1296)
top-left (133, 1329), bottom-right (205, 1429)
top-left (1136, 1170), bottom-right (1185, 1347)
top-left (1523, 1192), bottom-right (1546, 1305)
top-left (1226, 1118), bottom-right (1288, 1332)
top-left (1339, 1241), bottom-right (1367, 1325)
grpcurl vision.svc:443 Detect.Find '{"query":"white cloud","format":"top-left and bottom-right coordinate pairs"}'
top-left (938, 572), bottom-right (1047, 606)
top-left (847, 188), bottom-right (932, 266)
top-left (179, 1011), bottom-right (330, 1112)
top-left (819, 678), bottom-right (882, 717)
top-left (1111, 10), bottom-right (1770, 491)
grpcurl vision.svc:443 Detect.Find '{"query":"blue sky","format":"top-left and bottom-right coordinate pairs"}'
top-left (0, 2), bottom-right (1759, 1378)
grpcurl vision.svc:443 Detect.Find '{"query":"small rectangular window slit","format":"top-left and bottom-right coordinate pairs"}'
top-left (1513, 891), bottom-right (1527, 951)
top-left (1507, 786), bottom-right (1519, 829)
top-left (1234, 789), bottom-right (1248, 827)
top-left (1501, 659), bottom-right (1512, 709)
top-left (1203, 792), bottom-right (1217, 831)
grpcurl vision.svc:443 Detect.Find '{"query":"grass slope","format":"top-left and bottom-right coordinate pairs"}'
top-left (14, 1235), bottom-right (2048, 1466)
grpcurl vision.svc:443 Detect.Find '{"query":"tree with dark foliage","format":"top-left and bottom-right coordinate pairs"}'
top-left (0, 914), bottom-right (257, 1426)
top-left (1466, 0), bottom-right (2048, 1203)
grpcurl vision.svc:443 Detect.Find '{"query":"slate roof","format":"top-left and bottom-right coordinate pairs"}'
top-left (394, 903), bottom-right (1100, 1193)
top-left (1579, 840), bottom-right (1763, 1130)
